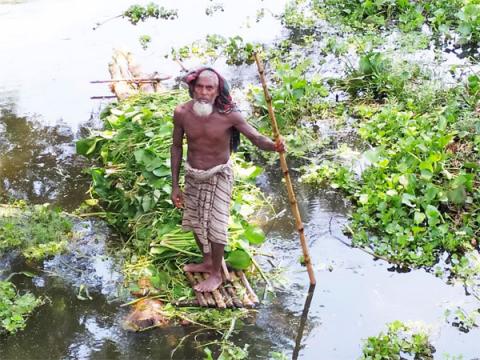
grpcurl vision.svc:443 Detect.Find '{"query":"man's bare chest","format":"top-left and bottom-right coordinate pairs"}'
top-left (183, 115), bottom-right (232, 141)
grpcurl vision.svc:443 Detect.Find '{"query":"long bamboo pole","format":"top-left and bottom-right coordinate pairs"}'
top-left (253, 52), bottom-right (316, 285)
top-left (90, 76), bottom-right (170, 84)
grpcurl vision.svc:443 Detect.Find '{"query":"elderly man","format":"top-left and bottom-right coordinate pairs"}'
top-left (170, 67), bottom-right (284, 292)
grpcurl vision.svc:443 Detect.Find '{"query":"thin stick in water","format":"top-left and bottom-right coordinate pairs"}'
top-left (236, 271), bottom-right (259, 304)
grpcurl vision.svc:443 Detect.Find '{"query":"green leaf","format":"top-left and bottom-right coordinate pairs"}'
top-left (152, 167), bottom-right (170, 177)
top-left (134, 149), bottom-right (163, 170)
top-left (242, 225), bottom-right (265, 245)
top-left (448, 185), bottom-right (466, 206)
top-left (363, 148), bottom-right (382, 163)
top-left (76, 138), bottom-right (100, 157)
top-left (142, 196), bottom-right (153, 212)
top-left (401, 193), bottom-right (416, 207)
top-left (150, 271), bottom-right (169, 289)
top-left (424, 184), bottom-right (439, 203)
top-left (414, 212), bottom-right (425, 225)
top-left (84, 199), bottom-right (98, 206)
top-left (425, 205), bottom-right (441, 226)
top-left (359, 193), bottom-right (369, 205)
top-left (204, 347), bottom-right (214, 360)
top-left (226, 249), bottom-right (252, 270)
top-left (150, 246), bottom-right (169, 255)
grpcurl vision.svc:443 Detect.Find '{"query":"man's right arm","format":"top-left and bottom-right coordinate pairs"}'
top-left (231, 112), bottom-right (285, 152)
top-left (171, 107), bottom-right (184, 208)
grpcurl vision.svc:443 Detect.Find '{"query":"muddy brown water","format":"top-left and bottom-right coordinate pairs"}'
top-left (1, 0), bottom-right (480, 359)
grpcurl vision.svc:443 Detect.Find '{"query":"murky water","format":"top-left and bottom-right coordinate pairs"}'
top-left (1, 0), bottom-right (480, 359)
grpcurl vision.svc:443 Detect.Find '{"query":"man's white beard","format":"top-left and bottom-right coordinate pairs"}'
top-left (193, 100), bottom-right (213, 117)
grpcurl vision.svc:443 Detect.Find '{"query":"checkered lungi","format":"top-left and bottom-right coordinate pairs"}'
top-left (182, 160), bottom-right (233, 253)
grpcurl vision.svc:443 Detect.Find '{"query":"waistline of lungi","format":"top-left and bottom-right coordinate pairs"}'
top-left (184, 159), bottom-right (232, 181)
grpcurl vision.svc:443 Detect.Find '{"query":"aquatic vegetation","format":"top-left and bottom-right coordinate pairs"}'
top-left (281, 0), bottom-right (322, 37)
top-left (0, 203), bottom-right (72, 260)
top-left (323, 36), bottom-right (350, 57)
top-left (250, 60), bottom-right (329, 131)
top-left (360, 321), bottom-right (434, 360)
top-left (302, 68), bottom-right (480, 276)
top-left (456, 2), bottom-right (480, 45)
top-left (336, 51), bottom-right (423, 101)
top-left (326, 0), bottom-right (425, 31)
top-left (138, 35), bottom-right (151, 50)
top-left (445, 305), bottom-right (480, 333)
top-left (169, 35), bottom-right (260, 66)
top-left (122, 3), bottom-right (178, 25)
top-left (0, 280), bottom-right (43, 335)
top-left (205, 3), bottom-right (224, 17)
top-left (269, 351), bottom-right (289, 360)
top-left (204, 339), bottom-right (249, 360)
top-left (93, 3), bottom-right (178, 31)
top-left (300, 160), bottom-right (356, 193)
top-left (283, 0), bottom-right (480, 50)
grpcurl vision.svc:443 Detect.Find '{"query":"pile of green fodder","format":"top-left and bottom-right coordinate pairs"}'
top-left (77, 91), bottom-right (274, 352)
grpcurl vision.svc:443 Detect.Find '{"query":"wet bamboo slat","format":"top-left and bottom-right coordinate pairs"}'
top-left (173, 299), bottom-right (199, 307)
top-left (184, 269), bottom-right (257, 308)
top-left (231, 272), bottom-right (254, 308)
top-left (185, 272), bottom-right (208, 307)
top-left (201, 273), bottom-right (226, 309)
top-left (192, 273), bottom-right (216, 307)
top-left (218, 285), bottom-right (234, 308)
top-left (236, 271), bottom-right (259, 304)
top-left (224, 282), bottom-right (244, 308)
top-left (222, 259), bottom-right (232, 282)
top-left (220, 269), bottom-right (236, 308)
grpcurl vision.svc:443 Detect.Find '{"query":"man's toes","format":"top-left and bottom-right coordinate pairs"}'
top-left (194, 283), bottom-right (205, 292)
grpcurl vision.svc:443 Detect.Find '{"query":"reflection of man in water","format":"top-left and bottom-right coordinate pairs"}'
top-left (170, 68), bottom-right (285, 292)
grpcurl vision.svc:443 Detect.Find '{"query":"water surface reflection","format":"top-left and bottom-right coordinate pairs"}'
top-left (0, 107), bottom-right (89, 210)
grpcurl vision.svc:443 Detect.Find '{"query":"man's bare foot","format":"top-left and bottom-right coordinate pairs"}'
top-left (194, 272), bottom-right (223, 292)
top-left (184, 262), bottom-right (212, 273)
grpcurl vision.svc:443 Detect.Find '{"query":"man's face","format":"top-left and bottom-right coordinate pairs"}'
top-left (193, 75), bottom-right (218, 104)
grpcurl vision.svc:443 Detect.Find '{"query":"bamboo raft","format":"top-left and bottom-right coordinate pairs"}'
top-left (185, 269), bottom-right (259, 309)
top-left (105, 50), bottom-right (260, 311)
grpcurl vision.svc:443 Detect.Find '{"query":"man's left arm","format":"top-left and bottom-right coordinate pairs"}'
top-left (231, 112), bottom-right (285, 152)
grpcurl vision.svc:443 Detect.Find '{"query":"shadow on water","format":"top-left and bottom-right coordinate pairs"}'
top-left (0, 107), bottom-right (90, 210)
